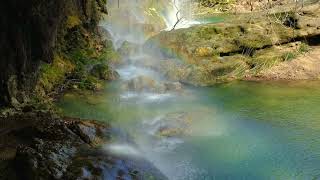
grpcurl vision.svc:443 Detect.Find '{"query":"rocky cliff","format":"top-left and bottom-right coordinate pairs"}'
top-left (0, 0), bottom-right (107, 107)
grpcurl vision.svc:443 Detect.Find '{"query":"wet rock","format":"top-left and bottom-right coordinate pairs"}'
top-left (149, 112), bottom-right (192, 138)
top-left (164, 82), bottom-right (183, 92)
top-left (123, 75), bottom-right (157, 91)
top-left (16, 141), bottom-right (78, 179)
top-left (68, 119), bottom-right (110, 146)
top-left (90, 64), bottom-right (120, 81)
top-left (2, 111), bottom-right (166, 179)
top-left (118, 41), bottom-right (139, 56)
top-left (64, 149), bottom-right (168, 180)
top-left (1, 112), bottom-right (107, 179)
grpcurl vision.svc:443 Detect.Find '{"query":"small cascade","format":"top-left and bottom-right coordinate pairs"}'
top-left (164, 0), bottom-right (199, 30)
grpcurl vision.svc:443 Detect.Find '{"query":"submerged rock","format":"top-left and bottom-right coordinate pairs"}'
top-left (147, 112), bottom-right (192, 138)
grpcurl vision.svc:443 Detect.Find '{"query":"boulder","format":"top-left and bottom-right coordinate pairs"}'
top-left (123, 76), bottom-right (157, 91)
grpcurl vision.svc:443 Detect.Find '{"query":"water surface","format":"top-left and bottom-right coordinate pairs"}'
top-left (58, 80), bottom-right (320, 180)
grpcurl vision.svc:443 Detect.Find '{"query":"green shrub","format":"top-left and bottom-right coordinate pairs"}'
top-left (298, 43), bottom-right (310, 53)
top-left (281, 52), bottom-right (296, 61)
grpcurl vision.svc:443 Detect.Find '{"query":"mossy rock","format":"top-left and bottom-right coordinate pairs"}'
top-left (90, 64), bottom-right (119, 81)
top-left (37, 54), bottom-right (75, 93)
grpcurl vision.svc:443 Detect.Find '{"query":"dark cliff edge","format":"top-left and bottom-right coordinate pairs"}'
top-left (0, 0), bottom-right (166, 179)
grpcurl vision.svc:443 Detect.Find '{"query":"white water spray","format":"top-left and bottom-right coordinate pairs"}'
top-left (164, 0), bottom-right (199, 30)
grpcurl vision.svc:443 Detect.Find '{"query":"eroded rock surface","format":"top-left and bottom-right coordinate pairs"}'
top-left (0, 111), bottom-right (167, 180)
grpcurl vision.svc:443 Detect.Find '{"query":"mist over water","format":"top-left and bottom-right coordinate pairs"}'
top-left (58, 1), bottom-right (320, 179)
top-left (102, 0), bottom-right (199, 47)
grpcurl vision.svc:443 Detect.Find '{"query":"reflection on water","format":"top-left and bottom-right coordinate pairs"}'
top-left (58, 80), bottom-right (320, 180)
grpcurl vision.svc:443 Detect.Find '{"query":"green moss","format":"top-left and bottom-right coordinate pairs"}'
top-left (38, 54), bottom-right (75, 92)
top-left (196, 26), bottom-right (221, 40)
top-left (99, 40), bottom-right (121, 63)
top-left (66, 15), bottom-right (81, 29)
top-left (77, 75), bottom-right (103, 91)
top-left (90, 64), bottom-right (111, 79)
top-left (298, 43), bottom-right (311, 53)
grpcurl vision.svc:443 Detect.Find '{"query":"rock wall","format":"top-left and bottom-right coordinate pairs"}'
top-left (0, 0), bottom-right (107, 106)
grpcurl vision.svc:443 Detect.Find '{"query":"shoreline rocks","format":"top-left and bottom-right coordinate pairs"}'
top-left (0, 111), bottom-right (167, 180)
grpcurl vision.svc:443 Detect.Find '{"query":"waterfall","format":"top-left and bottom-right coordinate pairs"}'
top-left (164, 0), bottom-right (199, 30)
top-left (103, 0), bottom-right (148, 48)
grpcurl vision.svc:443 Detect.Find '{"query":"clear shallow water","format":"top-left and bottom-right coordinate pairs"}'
top-left (58, 80), bottom-right (320, 180)
top-left (195, 16), bottom-right (225, 24)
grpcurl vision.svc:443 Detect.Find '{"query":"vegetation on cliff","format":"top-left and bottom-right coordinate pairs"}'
top-left (0, 0), bottom-right (117, 108)
top-left (146, 2), bottom-right (320, 85)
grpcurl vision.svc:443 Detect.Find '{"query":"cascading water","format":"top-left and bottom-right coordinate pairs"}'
top-left (99, 1), bottom-right (205, 179)
top-left (164, 0), bottom-right (199, 30)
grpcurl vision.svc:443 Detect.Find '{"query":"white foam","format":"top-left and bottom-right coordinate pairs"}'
top-left (117, 66), bottom-right (159, 81)
top-left (104, 143), bottom-right (141, 157)
top-left (120, 92), bottom-right (174, 103)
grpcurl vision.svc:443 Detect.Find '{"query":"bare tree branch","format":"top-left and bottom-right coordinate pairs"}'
top-left (171, 0), bottom-right (184, 31)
